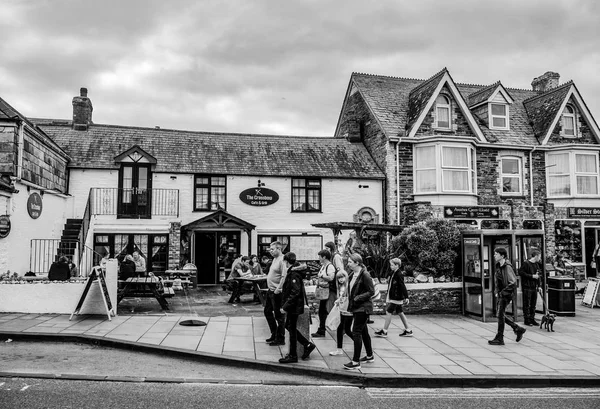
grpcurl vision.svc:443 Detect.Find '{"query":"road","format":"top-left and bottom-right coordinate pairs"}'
top-left (1, 378), bottom-right (600, 409)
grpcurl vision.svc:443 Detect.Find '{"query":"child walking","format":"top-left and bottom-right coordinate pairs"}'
top-left (374, 258), bottom-right (413, 337)
top-left (329, 270), bottom-right (354, 356)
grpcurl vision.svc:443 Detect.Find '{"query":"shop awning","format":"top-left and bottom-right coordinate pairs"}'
top-left (182, 209), bottom-right (255, 232)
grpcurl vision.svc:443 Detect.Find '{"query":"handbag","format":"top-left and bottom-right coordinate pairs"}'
top-left (315, 286), bottom-right (330, 300)
top-left (325, 304), bottom-right (341, 331)
top-left (591, 261), bottom-right (597, 269)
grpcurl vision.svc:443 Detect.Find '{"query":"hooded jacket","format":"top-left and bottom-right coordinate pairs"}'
top-left (281, 263), bottom-right (308, 315)
top-left (495, 260), bottom-right (518, 298)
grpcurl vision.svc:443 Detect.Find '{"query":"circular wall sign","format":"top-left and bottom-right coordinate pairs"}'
top-left (0, 215), bottom-right (10, 238)
top-left (239, 187), bottom-right (279, 207)
top-left (27, 192), bottom-right (43, 219)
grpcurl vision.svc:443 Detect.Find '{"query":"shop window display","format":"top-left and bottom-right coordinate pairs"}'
top-left (554, 220), bottom-right (582, 262)
top-left (481, 220), bottom-right (510, 230)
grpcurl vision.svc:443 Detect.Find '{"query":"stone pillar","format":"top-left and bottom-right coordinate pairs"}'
top-left (169, 222), bottom-right (181, 269)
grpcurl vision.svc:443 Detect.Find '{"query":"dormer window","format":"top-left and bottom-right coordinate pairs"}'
top-left (561, 104), bottom-right (577, 137)
top-left (435, 95), bottom-right (451, 129)
top-left (490, 103), bottom-right (509, 129)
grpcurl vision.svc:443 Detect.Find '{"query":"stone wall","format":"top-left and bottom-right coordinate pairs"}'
top-left (21, 126), bottom-right (69, 192)
top-left (0, 125), bottom-right (16, 174)
top-left (169, 221), bottom-right (181, 269)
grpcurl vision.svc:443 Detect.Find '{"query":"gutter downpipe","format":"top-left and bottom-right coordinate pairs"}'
top-left (529, 146), bottom-right (536, 207)
top-left (396, 139), bottom-right (401, 225)
top-left (16, 119), bottom-right (24, 181)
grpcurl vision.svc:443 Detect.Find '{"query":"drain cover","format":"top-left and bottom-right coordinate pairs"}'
top-left (179, 319), bottom-right (207, 326)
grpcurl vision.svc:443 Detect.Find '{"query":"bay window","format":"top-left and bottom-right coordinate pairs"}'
top-left (415, 144), bottom-right (475, 194)
top-left (547, 151), bottom-right (599, 197)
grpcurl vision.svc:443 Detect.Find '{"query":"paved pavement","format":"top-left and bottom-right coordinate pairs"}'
top-left (1, 301), bottom-right (600, 387)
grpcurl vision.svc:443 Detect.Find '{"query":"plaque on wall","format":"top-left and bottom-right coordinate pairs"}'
top-left (239, 187), bottom-right (279, 207)
top-left (27, 192), bottom-right (43, 219)
top-left (444, 206), bottom-right (499, 219)
top-left (0, 215), bottom-right (10, 238)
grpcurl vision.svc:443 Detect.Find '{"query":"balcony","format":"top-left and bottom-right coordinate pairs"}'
top-left (90, 188), bottom-right (179, 219)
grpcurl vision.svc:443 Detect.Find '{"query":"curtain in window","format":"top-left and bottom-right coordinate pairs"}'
top-left (442, 147), bottom-right (468, 167)
top-left (563, 116), bottom-right (575, 135)
top-left (577, 176), bottom-right (598, 194)
top-left (122, 167), bottom-right (133, 203)
top-left (437, 107), bottom-right (450, 128)
top-left (415, 146), bottom-right (436, 192)
top-left (443, 170), bottom-right (468, 191)
top-left (576, 155), bottom-right (596, 173)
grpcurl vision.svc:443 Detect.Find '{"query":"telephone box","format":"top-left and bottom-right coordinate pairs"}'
top-left (462, 229), bottom-right (545, 322)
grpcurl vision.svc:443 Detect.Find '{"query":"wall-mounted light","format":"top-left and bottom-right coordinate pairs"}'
top-left (257, 179), bottom-right (265, 187)
top-left (170, 176), bottom-right (177, 180)
top-left (27, 186), bottom-right (31, 192)
top-left (358, 184), bottom-right (370, 189)
top-left (40, 190), bottom-right (45, 196)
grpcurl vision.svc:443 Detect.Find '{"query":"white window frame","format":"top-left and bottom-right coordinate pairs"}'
top-left (500, 156), bottom-right (522, 195)
top-left (489, 103), bottom-right (509, 130)
top-left (561, 104), bottom-right (577, 137)
top-left (435, 95), bottom-right (451, 130)
top-left (414, 143), bottom-right (475, 194)
top-left (547, 151), bottom-right (600, 197)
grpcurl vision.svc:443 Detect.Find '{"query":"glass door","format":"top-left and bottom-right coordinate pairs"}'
top-left (463, 235), bottom-right (483, 317)
top-left (118, 164), bottom-right (152, 218)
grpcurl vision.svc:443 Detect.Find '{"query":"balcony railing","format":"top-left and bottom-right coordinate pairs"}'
top-left (90, 188), bottom-right (179, 218)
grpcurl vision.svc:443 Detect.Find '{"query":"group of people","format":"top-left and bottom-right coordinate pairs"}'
top-left (48, 255), bottom-right (78, 281)
top-left (225, 254), bottom-right (264, 303)
top-left (99, 251), bottom-right (147, 280)
top-left (262, 240), bottom-right (413, 370)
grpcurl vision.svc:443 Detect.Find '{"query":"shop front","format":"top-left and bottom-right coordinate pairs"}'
top-left (462, 229), bottom-right (545, 322)
top-left (561, 207), bottom-right (600, 280)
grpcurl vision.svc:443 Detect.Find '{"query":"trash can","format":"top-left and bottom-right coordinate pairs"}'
top-left (547, 276), bottom-right (575, 316)
top-left (182, 263), bottom-right (197, 289)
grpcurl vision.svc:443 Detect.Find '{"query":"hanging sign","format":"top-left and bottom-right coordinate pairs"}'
top-left (0, 215), bottom-right (10, 238)
top-left (27, 192), bottom-right (43, 219)
top-left (239, 187), bottom-right (279, 207)
top-left (444, 206), bottom-right (499, 219)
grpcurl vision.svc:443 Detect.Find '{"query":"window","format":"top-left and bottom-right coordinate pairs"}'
top-left (292, 178), bottom-right (321, 212)
top-left (501, 157), bottom-right (522, 194)
top-left (490, 103), bottom-right (509, 129)
top-left (435, 95), bottom-right (450, 129)
top-left (547, 151), bottom-right (599, 197)
top-left (415, 144), bottom-right (475, 194)
top-left (561, 105), bottom-right (577, 137)
top-left (481, 220), bottom-right (510, 229)
top-left (194, 175), bottom-right (226, 210)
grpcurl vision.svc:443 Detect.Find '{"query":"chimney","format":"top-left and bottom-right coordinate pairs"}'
top-left (72, 87), bottom-right (93, 131)
top-left (531, 72), bottom-right (560, 92)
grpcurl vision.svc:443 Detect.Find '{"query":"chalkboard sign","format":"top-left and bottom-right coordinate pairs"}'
top-left (70, 267), bottom-right (114, 321)
top-left (290, 236), bottom-right (322, 261)
top-left (582, 278), bottom-right (600, 308)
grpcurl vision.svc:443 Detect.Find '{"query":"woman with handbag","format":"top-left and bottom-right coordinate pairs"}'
top-left (279, 252), bottom-right (315, 363)
top-left (344, 253), bottom-right (375, 370)
top-left (374, 258), bottom-right (413, 338)
top-left (329, 269), bottom-right (354, 356)
top-left (312, 249), bottom-right (337, 338)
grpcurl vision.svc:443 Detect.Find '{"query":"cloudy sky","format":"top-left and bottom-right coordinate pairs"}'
top-left (1, 0), bottom-right (599, 136)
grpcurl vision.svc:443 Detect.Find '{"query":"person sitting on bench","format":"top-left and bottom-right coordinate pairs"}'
top-left (226, 256), bottom-right (253, 303)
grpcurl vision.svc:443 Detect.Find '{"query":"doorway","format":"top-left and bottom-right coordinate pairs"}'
top-left (193, 231), bottom-right (241, 285)
top-left (118, 164), bottom-right (152, 218)
top-left (584, 225), bottom-right (600, 279)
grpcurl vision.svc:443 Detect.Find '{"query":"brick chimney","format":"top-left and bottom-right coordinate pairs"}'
top-left (72, 87), bottom-right (93, 131)
top-left (531, 72), bottom-right (560, 92)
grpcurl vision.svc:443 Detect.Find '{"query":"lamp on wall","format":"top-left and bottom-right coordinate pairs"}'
top-left (257, 179), bottom-right (265, 187)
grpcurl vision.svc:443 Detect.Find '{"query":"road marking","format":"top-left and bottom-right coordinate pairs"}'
top-left (367, 388), bottom-right (600, 399)
top-left (0, 382), bottom-right (4, 387)
top-left (20, 385), bottom-right (31, 392)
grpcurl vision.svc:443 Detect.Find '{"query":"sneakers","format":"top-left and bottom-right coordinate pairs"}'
top-left (343, 361), bottom-right (361, 370)
top-left (268, 339), bottom-right (285, 346)
top-left (265, 336), bottom-right (276, 343)
top-left (488, 338), bottom-right (505, 346)
top-left (374, 329), bottom-right (388, 338)
top-left (329, 348), bottom-right (344, 356)
top-left (359, 355), bottom-right (375, 363)
top-left (311, 331), bottom-right (325, 338)
top-left (301, 342), bottom-right (316, 360)
top-left (279, 354), bottom-right (298, 364)
top-left (399, 329), bottom-right (413, 337)
top-left (515, 327), bottom-right (526, 342)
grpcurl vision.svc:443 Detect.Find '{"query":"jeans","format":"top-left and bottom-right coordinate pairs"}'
top-left (264, 290), bottom-right (285, 340)
top-left (522, 288), bottom-right (538, 323)
top-left (317, 299), bottom-right (328, 333)
top-left (336, 314), bottom-right (354, 348)
top-left (286, 313), bottom-right (309, 357)
top-left (351, 312), bottom-right (373, 362)
top-left (496, 295), bottom-right (519, 338)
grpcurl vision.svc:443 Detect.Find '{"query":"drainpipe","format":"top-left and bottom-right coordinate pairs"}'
top-left (389, 136), bottom-right (402, 225)
top-left (529, 146), bottom-right (536, 207)
top-left (16, 119), bottom-right (24, 181)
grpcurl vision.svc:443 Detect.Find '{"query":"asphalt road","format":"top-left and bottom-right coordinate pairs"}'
top-left (1, 378), bottom-right (600, 409)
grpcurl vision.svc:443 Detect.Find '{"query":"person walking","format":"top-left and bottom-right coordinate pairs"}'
top-left (329, 269), bottom-right (354, 356)
top-left (279, 252), bottom-right (316, 363)
top-left (264, 241), bottom-right (287, 346)
top-left (311, 249), bottom-right (337, 338)
top-left (489, 247), bottom-right (526, 346)
top-left (344, 253), bottom-right (375, 370)
top-left (374, 257), bottom-right (413, 338)
top-left (519, 249), bottom-right (541, 326)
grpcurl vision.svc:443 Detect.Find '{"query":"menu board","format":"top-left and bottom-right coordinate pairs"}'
top-left (582, 278), bottom-right (600, 308)
top-left (289, 236), bottom-right (322, 261)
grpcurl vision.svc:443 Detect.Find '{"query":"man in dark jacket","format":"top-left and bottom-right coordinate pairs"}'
top-left (48, 256), bottom-right (70, 281)
top-left (279, 252), bottom-right (315, 363)
top-left (519, 249), bottom-right (541, 326)
top-left (489, 247), bottom-right (526, 346)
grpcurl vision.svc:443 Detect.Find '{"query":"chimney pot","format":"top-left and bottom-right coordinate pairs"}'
top-left (531, 71), bottom-right (560, 92)
top-left (80, 87), bottom-right (88, 97)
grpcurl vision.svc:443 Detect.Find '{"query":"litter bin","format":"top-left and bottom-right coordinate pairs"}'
top-left (182, 263), bottom-right (197, 289)
top-left (547, 276), bottom-right (575, 316)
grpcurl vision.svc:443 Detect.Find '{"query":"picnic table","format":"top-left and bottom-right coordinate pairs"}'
top-left (117, 276), bottom-right (169, 310)
top-left (228, 275), bottom-right (268, 305)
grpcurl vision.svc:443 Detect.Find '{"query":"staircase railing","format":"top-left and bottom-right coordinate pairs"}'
top-left (30, 239), bottom-right (102, 278)
top-left (78, 192), bottom-right (92, 265)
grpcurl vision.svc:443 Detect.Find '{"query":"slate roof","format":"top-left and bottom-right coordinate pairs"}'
top-left (467, 81), bottom-right (501, 107)
top-left (0, 96), bottom-right (20, 120)
top-left (32, 121), bottom-right (385, 179)
top-left (407, 68), bottom-right (448, 129)
top-left (523, 81), bottom-right (573, 142)
top-left (349, 72), bottom-right (564, 146)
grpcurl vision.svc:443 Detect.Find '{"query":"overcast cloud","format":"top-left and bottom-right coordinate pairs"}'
top-left (1, 0), bottom-right (599, 136)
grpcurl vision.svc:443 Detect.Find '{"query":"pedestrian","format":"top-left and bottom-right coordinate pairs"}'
top-left (279, 252), bottom-right (316, 363)
top-left (374, 257), bottom-right (413, 338)
top-left (488, 247), bottom-right (526, 346)
top-left (344, 253), bottom-right (375, 370)
top-left (311, 249), bottom-right (337, 338)
top-left (264, 241), bottom-right (287, 346)
top-left (519, 249), bottom-right (541, 326)
top-left (329, 269), bottom-right (354, 356)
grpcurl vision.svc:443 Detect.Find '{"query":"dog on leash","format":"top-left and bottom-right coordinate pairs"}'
top-left (540, 313), bottom-right (556, 332)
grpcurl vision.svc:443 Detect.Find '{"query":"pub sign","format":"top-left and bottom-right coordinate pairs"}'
top-left (239, 187), bottom-right (279, 207)
top-left (27, 192), bottom-right (43, 219)
top-left (0, 215), bottom-right (10, 238)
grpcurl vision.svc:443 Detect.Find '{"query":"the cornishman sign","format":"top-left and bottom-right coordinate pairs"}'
top-left (239, 187), bottom-right (279, 207)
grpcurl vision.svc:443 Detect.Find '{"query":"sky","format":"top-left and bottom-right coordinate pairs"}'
top-left (1, 0), bottom-right (599, 137)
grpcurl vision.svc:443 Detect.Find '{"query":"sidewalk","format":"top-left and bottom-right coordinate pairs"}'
top-left (1, 303), bottom-right (600, 387)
